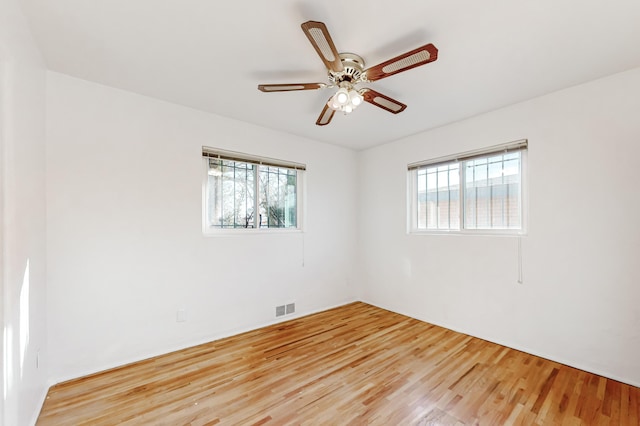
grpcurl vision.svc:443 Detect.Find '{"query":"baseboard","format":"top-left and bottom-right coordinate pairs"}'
top-left (37, 296), bottom-right (640, 422)
top-left (29, 381), bottom-right (53, 426)
top-left (50, 297), bottom-right (637, 398)
top-left (48, 298), bottom-right (359, 387)
top-left (358, 298), bottom-right (640, 389)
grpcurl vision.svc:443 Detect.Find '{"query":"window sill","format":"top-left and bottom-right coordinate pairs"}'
top-left (203, 228), bottom-right (303, 237)
top-left (408, 229), bottom-right (527, 237)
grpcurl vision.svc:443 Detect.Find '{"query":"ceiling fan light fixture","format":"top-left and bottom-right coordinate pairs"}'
top-left (335, 88), bottom-right (349, 105)
top-left (349, 89), bottom-right (363, 106)
top-left (327, 85), bottom-right (365, 114)
top-left (328, 98), bottom-right (341, 110)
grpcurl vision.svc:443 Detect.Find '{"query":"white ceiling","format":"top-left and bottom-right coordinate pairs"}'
top-left (18, 0), bottom-right (640, 150)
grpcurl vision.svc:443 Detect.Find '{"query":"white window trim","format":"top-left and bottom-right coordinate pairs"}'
top-left (201, 148), bottom-right (305, 236)
top-left (407, 140), bottom-right (528, 236)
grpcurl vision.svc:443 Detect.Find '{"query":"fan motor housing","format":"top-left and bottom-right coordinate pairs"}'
top-left (328, 53), bottom-right (365, 85)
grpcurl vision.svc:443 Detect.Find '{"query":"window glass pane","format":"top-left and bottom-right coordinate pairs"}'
top-left (464, 152), bottom-right (521, 229)
top-left (206, 159), bottom-right (255, 228)
top-left (416, 162), bottom-right (460, 230)
top-left (258, 166), bottom-right (297, 228)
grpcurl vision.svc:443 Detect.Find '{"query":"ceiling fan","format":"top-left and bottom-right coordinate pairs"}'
top-left (258, 21), bottom-right (438, 126)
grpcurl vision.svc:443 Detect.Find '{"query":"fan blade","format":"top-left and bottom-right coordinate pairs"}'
top-left (362, 89), bottom-right (407, 114)
top-left (363, 43), bottom-right (438, 82)
top-left (258, 83), bottom-right (327, 92)
top-left (301, 21), bottom-right (344, 73)
top-left (316, 100), bottom-right (335, 126)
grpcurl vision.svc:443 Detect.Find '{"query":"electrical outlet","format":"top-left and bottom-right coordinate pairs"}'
top-left (176, 309), bottom-right (187, 322)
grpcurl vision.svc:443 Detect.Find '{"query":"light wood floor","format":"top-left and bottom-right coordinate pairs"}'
top-left (37, 302), bottom-right (639, 425)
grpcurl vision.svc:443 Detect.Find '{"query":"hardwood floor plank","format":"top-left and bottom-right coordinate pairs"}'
top-left (37, 302), bottom-right (640, 425)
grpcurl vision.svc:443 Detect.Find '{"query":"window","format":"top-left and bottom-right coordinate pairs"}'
top-left (202, 148), bottom-right (304, 232)
top-left (409, 140), bottom-right (527, 233)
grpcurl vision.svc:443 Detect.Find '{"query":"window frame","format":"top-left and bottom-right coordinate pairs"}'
top-left (202, 147), bottom-right (305, 235)
top-left (407, 140), bottom-right (528, 236)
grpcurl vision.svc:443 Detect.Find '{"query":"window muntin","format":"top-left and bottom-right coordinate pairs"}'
top-left (203, 148), bottom-right (304, 232)
top-left (410, 142), bottom-right (526, 233)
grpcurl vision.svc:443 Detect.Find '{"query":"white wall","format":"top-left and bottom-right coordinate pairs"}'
top-left (0, 0), bottom-right (48, 424)
top-left (45, 72), bottom-right (358, 383)
top-left (30, 42), bottom-right (640, 417)
top-left (358, 67), bottom-right (640, 386)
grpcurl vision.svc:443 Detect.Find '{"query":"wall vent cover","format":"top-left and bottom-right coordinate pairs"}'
top-left (286, 303), bottom-right (295, 314)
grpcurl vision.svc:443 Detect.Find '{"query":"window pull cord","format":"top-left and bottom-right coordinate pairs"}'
top-left (517, 236), bottom-right (523, 284)
top-left (302, 233), bottom-right (305, 267)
